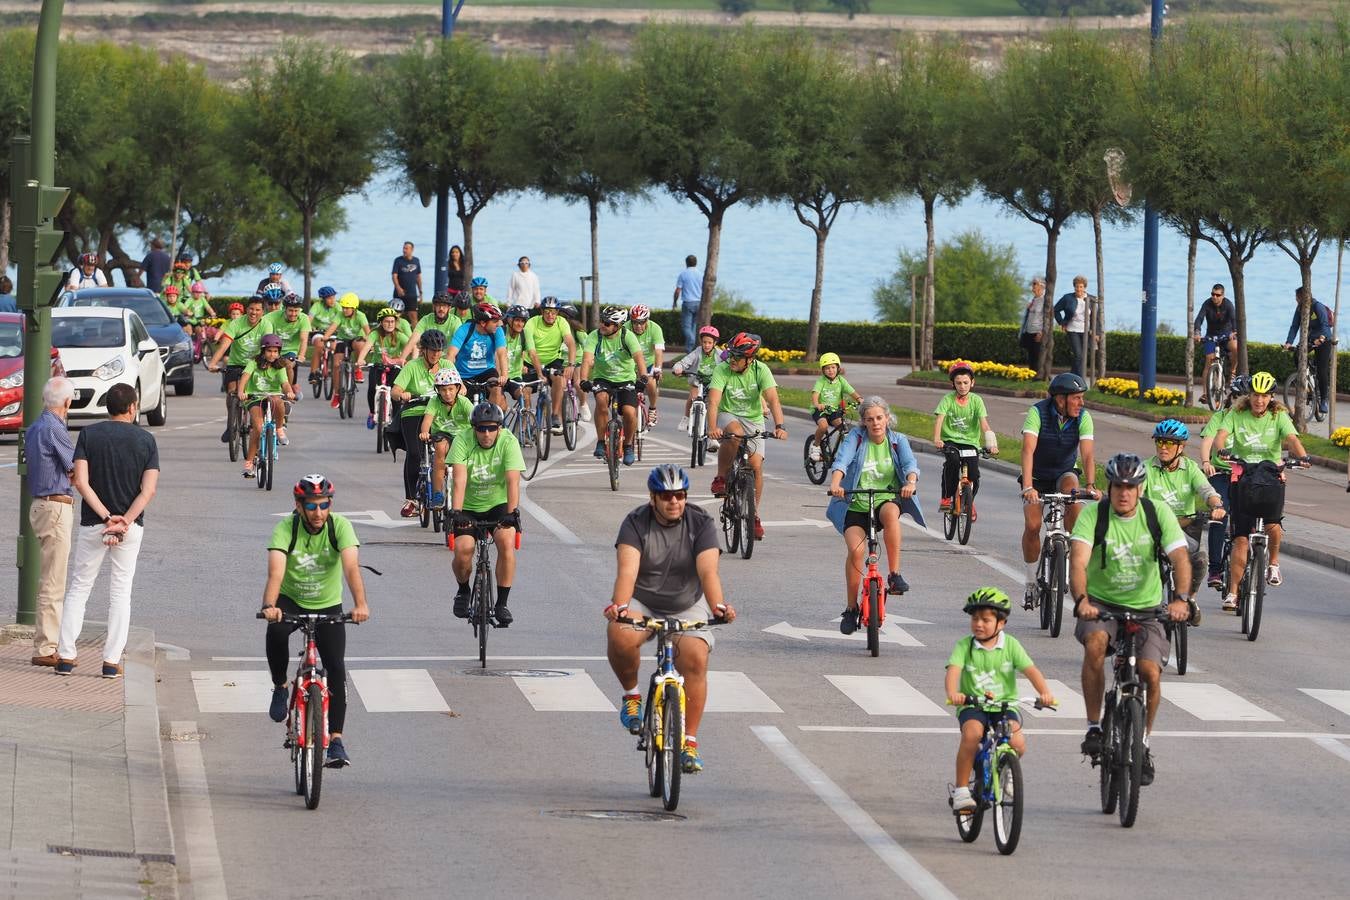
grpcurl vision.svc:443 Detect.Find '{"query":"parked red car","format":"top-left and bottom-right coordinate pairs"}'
top-left (0, 312), bottom-right (64, 433)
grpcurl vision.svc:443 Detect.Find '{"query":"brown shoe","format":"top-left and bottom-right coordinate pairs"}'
top-left (31, 653), bottom-right (59, 667)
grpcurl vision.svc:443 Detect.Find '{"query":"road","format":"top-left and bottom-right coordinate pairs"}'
top-left (3, 383), bottom-right (1349, 899)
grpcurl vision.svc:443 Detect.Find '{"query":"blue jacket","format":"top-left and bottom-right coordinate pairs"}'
top-left (1286, 300), bottom-right (1334, 345)
top-left (826, 425), bottom-right (926, 532)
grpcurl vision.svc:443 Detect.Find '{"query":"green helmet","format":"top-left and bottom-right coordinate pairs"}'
top-left (963, 587), bottom-right (1012, 617)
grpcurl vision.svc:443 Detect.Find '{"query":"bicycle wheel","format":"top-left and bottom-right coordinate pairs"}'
top-left (1170, 622), bottom-right (1188, 676)
top-left (739, 471), bottom-right (756, 561)
top-left (1311, 375), bottom-right (1327, 422)
top-left (1205, 361), bottom-right (1224, 411)
top-left (803, 434), bottom-right (828, 484)
top-left (721, 491), bottom-right (741, 554)
top-left (690, 404), bottom-right (706, 468)
top-left (375, 396), bottom-right (386, 454)
top-left (323, 363), bottom-right (333, 400)
top-left (822, 426), bottom-right (844, 468)
top-left (661, 682), bottom-right (682, 812)
top-left (1245, 541), bottom-right (1267, 641)
top-left (535, 389), bottom-right (552, 461)
top-left (263, 429), bottom-right (275, 492)
top-left (302, 683), bottom-right (324, 810)
top-left (227, 397), bottom-right (240, 463)
top-left (342, 371), bottom-right (355, 419)
top-left (563, 390), bottom-right (578, 451)
top-left (1048, 538), bottom-right (1067, 638)
top-left (644, 678), bottom-right (661, 798)
top-left (942, 496), bottom-right (957, 541)
top-left (957, 481), bottom-right (974, 545)
top-left (865, 579), bottom-right (880, 658)
top-left (519, 407), bottom-right (541, 481)
top-left (955, 766), bottom-right (984, 842)
top-left (336, 369), bottom-right (348, 419)
top-left (1099, 693), bottom-right (1117, 814)
top-left (312, 367), bottom-right (322, 399)
top-left (1283, 372), bottom-right (1311, 424)
top-left (992, 752), bottom-right (1024, 855)
top-left (606, 420), bottom-right (620, 492)
top-left (477, 557), bottom-right (493, 669)
top-left (289, 695), bottom-right (303, 795)
top-left (1118, 697), bottom-right (1144, 828)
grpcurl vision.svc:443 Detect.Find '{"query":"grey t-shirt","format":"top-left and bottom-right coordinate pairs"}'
top-left (74, 421), bottom-right (159, 527)
top-left (616, 503), bottom-right (720, 614)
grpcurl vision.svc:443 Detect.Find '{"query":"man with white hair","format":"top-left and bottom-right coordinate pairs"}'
top-left (24, 377), bottom-right (76, 666)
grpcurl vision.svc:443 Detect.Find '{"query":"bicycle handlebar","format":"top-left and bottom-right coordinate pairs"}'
top-left (615, 615), bottom-right (727, 631)
top-left (255, 611), bottom-right (356, 625)
top-left (722, 430), bottom-right (779, 440)
top-left (1092, 607), bottom-right (1171, 623)
top-left (945, 695), bottom-right (1058, 712)
top-left (940, 444), bottom-right (993, 460)
top-left (1217, 450), bottom-right (1311, 470)
top-left (1039, 490), bottom-right (1092, 503)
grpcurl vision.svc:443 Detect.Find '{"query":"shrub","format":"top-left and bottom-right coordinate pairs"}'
top-left (939, 359), bottom-right (1039, 382)
top-left (1331, 427), bottom-right (1350, 449)
top-left (873, 229), bottom-right (1022, 326)
top-left (1097, 377), bottom-right (1185, 406)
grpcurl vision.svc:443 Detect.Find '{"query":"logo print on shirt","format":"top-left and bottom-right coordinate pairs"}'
top-left (469, 342), bottom-right (487, 362)
top-left (966, 666), bottom-right (998, 697)
top-left (471, 461), bottom-right (493, 483)
top-left (293, 551), bottom-right (320, 571)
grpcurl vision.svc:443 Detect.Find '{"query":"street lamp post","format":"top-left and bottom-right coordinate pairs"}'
top-left (1139, 0), bottom-right (1165, 391)
top-left (434, 0), bottom-right (469, 295)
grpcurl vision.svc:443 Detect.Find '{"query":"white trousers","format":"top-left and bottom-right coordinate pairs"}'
top-left (57, 523), bottom-right (144, 664)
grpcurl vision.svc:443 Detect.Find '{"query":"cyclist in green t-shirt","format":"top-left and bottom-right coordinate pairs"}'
top-left (263, 295), bottom-right (312, 395)
top-left (307, 286), bottom-right (341, 385)
top-left (522, 296), bottom-right (578, 432)
top-left (393, 329), bottom-right (451, 519)
top-left (1198, 373), bottom-right (1246, 586)
top-left (403, 292), bottom-right (460, 361)
top-left (321, 293), bottom-right (370, 405)
top-left (707, 333), bottom-right (788, 538)
top-left (580, 306), bottom-right (648, 467)
top-left (931, 362), bottom-right (998, 515)
top-left (208, 295), bottom-right (268, 441)
top-left (502, 305), bottom-right (536, 411)
top-left (355, 308), bottom-right (407, 428)
top-left (449, 402), bottom-right (525, 626)
top-left (262, 474), bottom-right (370, 768)
top-left (944, 587), bottom-right (1055, 815)
top-left (1143, 418), bottom-right (1225, 598)
top-left (237, 334), bottom-right (296, 477)
top-left (809, 352), bottom-right (862, 462)
top-left (1070, 453), bottom-right (1193, 779)
top-left (419, 369), bottom-right (473, 509)
top-left (628, 305), bottom-right (665, 427)
top-left (671, 325), bottom-right (721, 437)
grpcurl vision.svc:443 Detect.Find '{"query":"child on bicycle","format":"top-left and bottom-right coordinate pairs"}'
top-left (671, 325), bottom-right (721, 437)
top-left (932, 361), bottom-right (997, 517)
top-left (808, 353), bottom-right (862, 462)
top-left (945, 587), bottom-right (1055, 814)
top-left (419, 369), bottom-right (473, 509)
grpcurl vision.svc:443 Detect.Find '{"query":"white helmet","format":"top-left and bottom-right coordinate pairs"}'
top-left (434, 369), bottom-right (462, 387)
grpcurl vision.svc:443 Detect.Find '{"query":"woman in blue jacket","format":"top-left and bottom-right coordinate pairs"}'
top-left (827, 396), bottom-right (925, 635)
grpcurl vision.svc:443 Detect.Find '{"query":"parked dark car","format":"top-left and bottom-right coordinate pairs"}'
top-left (59, 287), bottom-right (194, 395)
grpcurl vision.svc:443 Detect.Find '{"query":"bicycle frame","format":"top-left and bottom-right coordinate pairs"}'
top-left (840, 488), bottom-right (891, 657)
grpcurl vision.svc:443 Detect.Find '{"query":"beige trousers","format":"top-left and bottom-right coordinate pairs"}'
top-left (29, 498), bottom-right (73, 656)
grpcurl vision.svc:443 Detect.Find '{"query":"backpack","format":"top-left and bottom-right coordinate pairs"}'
top-left (286, 513), bottom-right (340, 555)
top-left (1093, 497), bottom-right (1164, 572)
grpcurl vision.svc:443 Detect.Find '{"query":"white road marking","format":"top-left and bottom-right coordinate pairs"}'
top-left (191, 670), bottom-right (275, 713)
top-left (975, 553), bottom-right (1027, 583)
top-left (350, 669), bottom-right (449, 712)
top-left (705, 671), bottom-right (782, 713)
top-left (764, 621), bottom-right (924, 647)
top-left (211, 655), bottom-right (610, 662)
top-left (1016, 678), bottom-right (1086, 719)
top-left (513, 668), bottom-right (614, 711)
top-left (800, 725), bottom-right (1350, 740)
top-left (155, 641), bottom-right (191, 661)
top-left (1163, 682), bottom-right (1282, 722)
top-left (518, 492), bottom-right (582, 545)
top-left (753, 726), bottom-right (957, 900)
top-left (1300, 688), bottom-right (1350, 717)
top-left (826, 675), bottom-right (948, 717)
top-left (170, 720), bottom-right (229, 900)
top-left (1313, 737), bottom-right (1350, 764)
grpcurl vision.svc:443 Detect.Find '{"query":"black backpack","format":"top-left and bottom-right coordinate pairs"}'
top-left (1092, 497), bottom-right (1165, 572)
top-left (285, 513), bottom-right (340, 555)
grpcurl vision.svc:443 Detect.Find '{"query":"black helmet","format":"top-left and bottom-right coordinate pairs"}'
top-left (1048, 372), bottom-right (1089, 396)
top-left (432, 291), bottom-right (452, 306)
top-left (1105, 452), bottom-right (1147, 486)
top-left (470, 401), bottom-right (504, 426)
top-left (418, 328), bottom-right (447, 351)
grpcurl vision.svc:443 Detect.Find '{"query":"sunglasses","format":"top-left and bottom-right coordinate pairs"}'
top-left (475, 424), bottom-right (500, 433)
top-left (1154, 439), bottom-right (1182, 447)
top-left (302, 500), bottom-right (331, 511)
top-left (656, 491), bottom-right (687, 502)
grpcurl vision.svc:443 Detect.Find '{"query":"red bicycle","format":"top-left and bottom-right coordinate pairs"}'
top-left (311, 338), bottom-right (335, 400)
top-left (841, 488), bottom-right (890, 657)
top-left (256, 610), bottom-right (354, 809)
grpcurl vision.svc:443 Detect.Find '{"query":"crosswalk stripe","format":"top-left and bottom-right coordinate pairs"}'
top-left (827, 675), bottom-right (949, 717)
top-left (1164, 682), bottom-right (1282, 722)
top-left (1016, 679), bottom-right (1086, 719)
top-left (513, 669), bottom-right (614, 711)
top-left (349, 669), bottom-right (449, 713)
top-left (705, 671), bottom-right (783, 713)
top-left (1300, 689), bottom-right (1350, 717)
top-left (191, 671), bottom-right (274, 713)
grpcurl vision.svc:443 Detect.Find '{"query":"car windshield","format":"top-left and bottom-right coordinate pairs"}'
top-left (52, 316), bottom-right (125, 349)
top-left (66, 293), bottom-right (171, 326)
top-left (0, 322), bottom-right (21, 358)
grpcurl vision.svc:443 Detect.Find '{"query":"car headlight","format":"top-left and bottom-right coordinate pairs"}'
top-left (173, 340), bottom-right (191, 354)
top-left (0, 372), bottom-right (21, 389)
top-left (0, 401), bottom-right (19, 416)
top-left (93, 356), bottom-right (125, 381)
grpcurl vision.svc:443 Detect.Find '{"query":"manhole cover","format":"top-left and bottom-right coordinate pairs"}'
top-left (544, 809), bottom-right (685, 822)
top-left (463, 668), bottom-right (572, 678)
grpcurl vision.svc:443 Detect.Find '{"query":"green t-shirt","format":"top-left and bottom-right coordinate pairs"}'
top-left (368, 326), bottom-right (405, 360)
top-left (1070, 501), bottom-right (1187, 609)
top-left (181, 296), bottom-right (213, 320)
top-left (1223, 407), bottom-right (1296, 464)
top-left (934, 391), bottom-right (988, 445)
top-left (523, 315), bottom-right (571, 365)
top-left (308, 301), bottom-right (340, 332)
top-left (946, 633), bottom-right (1035, 707)
top-left (687, 349), bottom-right (718, 380)
top-left (393, 358), bottom-right (449, 418)
top-left (261, 310), bottom-right (311, 355)
top-left (505, 331), bottom-right (526, 379)
top-left (267, 514), bottom-right (360, 609)
top-left (1021, 405), bottom-right (1095, 439)
top-left (449, 429), bottom-right (525, 512)
top-left (412, 313), bottom-right (459, 344)
top-left (222, 315), bottom-right (266, 366)
top-left (630, 322), bottom-right (665, 365)
top-left (331, 310), bottom-right (369, 341)
top-left (710, 360), bottom-right (777, 422)
top-left (1201, 410), bottom-right (1232, 472)
top-left (813, 374), bottom-right (856, 411)
top-left (425, 393), bottom-right (474, 437)
top-left (849, 439), bottom-right (898, 512)
top-left (1143, 455), bottom-right (1212, 518)
top-left (586, 328), bottom-right (643, 383)
top-left (241, 360), bottom-right (290, 398)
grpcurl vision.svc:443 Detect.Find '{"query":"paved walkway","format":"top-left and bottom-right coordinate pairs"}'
top-left (0, 625), bottom-right (176, 900)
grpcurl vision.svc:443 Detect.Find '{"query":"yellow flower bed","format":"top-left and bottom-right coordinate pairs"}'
top-left (937, 359), bottom-right (1039, 382)
top-left (757, 348), bottom-right (806, 363)
top-left (1331, 427), bottom-right (1350, 448)
top-left (1097, 377), bottom-right (1184, 406)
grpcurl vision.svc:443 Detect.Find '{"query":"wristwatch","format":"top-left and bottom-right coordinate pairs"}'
top-left (102, 514), bottom-right (111, 525)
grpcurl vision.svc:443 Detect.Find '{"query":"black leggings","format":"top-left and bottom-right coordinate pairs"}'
top-left (940, 446), bottom-right (981, 501)
top-left (265, 596), bottom-right (349, 733)
top-left (400, 415), bottom-right (424, 500)
top-left (367, 363), bottom-right (401, 415)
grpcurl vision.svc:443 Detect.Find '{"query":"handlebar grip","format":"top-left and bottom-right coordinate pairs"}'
top-left (255, 611), bottom-right (267, 619)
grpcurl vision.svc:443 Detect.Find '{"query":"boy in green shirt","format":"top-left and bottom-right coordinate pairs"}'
top-left (263, 297), bottom-right (312, 394)
top-left (932, 362), bottom-right (998, 515)
top-left (808, 352), bottom-right (862, 462)
top-left (420, 369), bottom-right (474, 508)
top-left (237, 335), bottom-right (295, 477)
top-left (945, 587), bottom-right (1055, 815)
top-left (1143, 418), bottom-right (1225, 598)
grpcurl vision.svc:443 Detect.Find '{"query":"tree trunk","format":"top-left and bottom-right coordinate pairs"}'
top-left (1293, 261), bottom-right (1315, 432)
top-left (909, 275), bottom-right (917, 369)
top-left (171, 184), bottom-right (182, 254)
top-left (1038, 226), bottom-right (1060, 378)
top-left (1184, 233), bottom-right (1197, 406)
top-left (922, 195), bottom-right (936, 371)
top-left (461, 212), bottom-right (475, 288)
top-left (1228, 257), bottom-right (1249, 375)
top-left (0, 197), bottom-right (10, 276)
top-left (805, 224), bottom-right (828, 362)
top-left (1331, 240), bottom-right (1343, 431)
top-left (589, 194), bottom-right (600, 313)
top-left (1092, 208), bottom-right (1106, 383)
top-left (302, 207), bottom-right (313, 302)
top-left (699, 204), bottom-right (725, 329)
top-left (106, 233), bottom-right (141, 288)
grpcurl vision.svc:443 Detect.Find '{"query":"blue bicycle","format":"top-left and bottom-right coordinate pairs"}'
top-left (253, 392), bottom-right (288, 492)
top-left (951, 696), bottom-right (1055, 855)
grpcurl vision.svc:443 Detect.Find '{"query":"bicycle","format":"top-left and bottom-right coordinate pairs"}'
top-left (334, 345), bottom-right (357, 420)
top-left (413, 429), bottom-right (445, 533)
top-left (1027, 491), bottom-right (1088, 638)
top-left (224, 386), bottom-right (247, 464)
top-left (719, 430), bottom-right (774, 561)
top-left (837, 488), bottom-right (894, 658)
top-left (252, 392), bottom-right (288, 493)
top-left (1091, 607), bottom-right (1169, 829)
top-left (589, 384), bottom-right (634, 492)
top-left (559, 367), bottom-right (581, 452)
top-left (368, 357), bottom-right (399, 454)
top-left (617, 614), bottom-right (723, 812)
top-left (686, 373), bottom-right (712, 468)
top-left (950, 696), bottom-right (1056, 855)
top-left (311, 339), bottom-right (334, 400)
top-left (1161, 517), bottom-right (1209, 676)
top-left (455, 518), bottom-right (520, 669)
top-left (1200, 331), bottom-right (1232, 412)
top-left (940, 445), bottom-right (990, 546)
top-left (1283, 340), bottom-right (1334, 424)
top-left (634, 387), bottom-right (650, 466)
top-left (502, 376), bottom-right (544, 481)
top-left (803, 405), bottom-right (852, 485)
top-left (530, 366), bottom-right (557, 462)
top-left (254, 610), bottom-right (355, 810)
top-left (193, 317), bottom-right (224, 369)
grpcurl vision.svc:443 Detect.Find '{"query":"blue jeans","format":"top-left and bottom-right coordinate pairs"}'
top-left (1207, 471), bottom-right (1231, 572)
top-left (680, 301), bottom-right (701, 350)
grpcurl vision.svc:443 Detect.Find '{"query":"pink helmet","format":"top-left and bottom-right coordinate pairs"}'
top-left (698, 325), bottom-right (719, 340)
top-left (190, 281), bottom-right (206, 295)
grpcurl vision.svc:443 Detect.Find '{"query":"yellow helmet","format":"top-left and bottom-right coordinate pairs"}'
top-left (1249, 371), bottom-right (1276, 394)
top-left (339, 292), bottom-right (360, 309)
top-left (819, 352), bottom-right (841, 368)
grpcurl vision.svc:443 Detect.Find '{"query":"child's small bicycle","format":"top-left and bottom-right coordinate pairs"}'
top-left (837, 488), bottom-right (893, 658)
top-left (949, 695), bottom-right (1056, 855)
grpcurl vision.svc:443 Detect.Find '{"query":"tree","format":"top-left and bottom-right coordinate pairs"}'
top-left (237, 40), bottom-right (378, 299)
top-left (873, 230), bottom-right (1022, 326)
top-left (826, 0), bottom-right (870, 18)
top-left (864, 38), bottom-right (981, 369)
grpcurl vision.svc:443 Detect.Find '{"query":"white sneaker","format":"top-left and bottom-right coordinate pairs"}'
top-left (1265, 564), bottom-right (1282, 586)
top-left (707, 439), bottom-right (719, 452)
top-left (1222, 594), bottom-right (1238, 612)
top-left (580, 404), bottom-right (592, 423)
top-left (808, 443), bottom-right (822, 462)
top-left (678, 416), bottom-right (689, 433)
top-left (949, 785), bottom-right (975, 814)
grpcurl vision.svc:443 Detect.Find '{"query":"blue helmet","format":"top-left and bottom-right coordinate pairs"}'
top-left (268, 262), bottom-right (284, 275)
top-left (262, 285), bottom-right (285, 301)
top-left (318, 285), bottom-right (336, 299)
top-left (470, 276), bottom-right (489, 289)
top-left (1152, 418), bottom-right (1189, 442)
top-left (647, 464), bottom-right (690, 493)
top-left (540, 296), bottom-right (561, 310)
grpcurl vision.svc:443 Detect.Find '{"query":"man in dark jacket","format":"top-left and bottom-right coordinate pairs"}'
top-left (1283, 286), bottom-right (1336, 415)
top-left (140, 238), bottom-right (171, 292)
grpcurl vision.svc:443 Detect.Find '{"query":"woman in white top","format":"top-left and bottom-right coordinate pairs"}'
top-left (506, 256), bottom-right (541, 309)
top-left (66, 252), bottom-right (110, 292)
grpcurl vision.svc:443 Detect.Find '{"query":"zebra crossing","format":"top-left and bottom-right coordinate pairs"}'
top-left (188, 666), bottom-right (1349, 727)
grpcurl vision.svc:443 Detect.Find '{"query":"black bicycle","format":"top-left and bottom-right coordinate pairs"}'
top-left (719, 430), bottom-right (774, 560)
top-left (455, 517), bottom-right (519, 669)
top-left (803, 405), bottom-right (852, 485)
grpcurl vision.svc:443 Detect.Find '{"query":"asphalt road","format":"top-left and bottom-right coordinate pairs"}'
top-left (3, 384), bottom-right (1349, 899)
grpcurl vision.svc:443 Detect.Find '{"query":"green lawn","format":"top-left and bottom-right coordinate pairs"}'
top-left (215, 0), bottom-right (1028, 13)
top-left (1088, 391), bottom-right (1212, 420)
top-left (904, 370), bottom-right (1046, 394)
top-left (1298, 431), bottom-right (1349, 463)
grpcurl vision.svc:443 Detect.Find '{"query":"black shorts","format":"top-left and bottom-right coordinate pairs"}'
top-left (429, 430), bottom-right (455, 445)
top-left (958, 707), bottom-right (1021, 731)
top-left (462, 372), bottom-right (499, 400)
top-left (332, 339), bottom-right (362, 356)
top-left (453, 503), bottom-right (511, 538)
top-left (812, 408), bottom-right (846, 424)
top-left (1229, 476), bottom-right (1285, 535)
top-left (1020, 471), bottom-right (1077, 497)
top-left (593, 379), bottom-right (638, 410)
top-left (506, 375), bottom-right (542, 399)
top-left (843, 500), bottom-right (899, 533)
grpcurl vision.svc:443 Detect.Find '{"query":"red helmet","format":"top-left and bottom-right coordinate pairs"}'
top-left (294, 473), bottom-right (334, 501)
top-left (227, 302), bottom-right (244, 313)
top-left (163, 285), bottom-right (179, 297)
top-left (726, 332), bottom-right (761, 359)
top-left (948, 361), bottom-right (975, 382)
top-left (473, 302), bottom-right (503, 323)
top-left (629, 304), bottom-right (651, 322)
top-left (79, 252), bottom-right (98, 267)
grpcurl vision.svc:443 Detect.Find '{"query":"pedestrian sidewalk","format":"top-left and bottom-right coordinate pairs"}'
top-left (0, 624), bottom-right (176, 900)
top-left (770, 362), bottom-right (1350, 576)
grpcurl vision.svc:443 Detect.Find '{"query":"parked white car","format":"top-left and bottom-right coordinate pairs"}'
top-left (51, 306), bottom-right (167, 425)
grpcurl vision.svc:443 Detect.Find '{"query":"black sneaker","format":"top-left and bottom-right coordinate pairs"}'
top-left (1081, 726), bottom-right (1103, 757)
top-left (886, 572), bottom-right (909, 595)
top-left (839, 608), bottom-right (859, 635)
top-left (269, 686), bottom-right (288, 723)
top-left (453, 588), bottom-right (470, 619)
top-left (220, 428), bottom-right (231, 443)
top-left (494, 603), bottom-right (513, 627)
top-left (1023, 584), bottom-right (1037, 611)
top-left (324, 736), bottom-right (351, 768)
top-left (1141, 747), bottom-right (1155, 786)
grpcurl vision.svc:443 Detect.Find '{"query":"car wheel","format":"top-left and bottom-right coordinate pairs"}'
top-left (146, 378), bottom-right (167, 426)
top-left (174, 372), bottom-right (195, 397)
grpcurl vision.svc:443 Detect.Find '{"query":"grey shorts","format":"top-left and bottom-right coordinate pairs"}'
top-left (716, 413), bottom-right (765, 458)
top-left (625, 597), bottom-right (716, 649)
top-left (1074, 599), bottom-right (1167, 668)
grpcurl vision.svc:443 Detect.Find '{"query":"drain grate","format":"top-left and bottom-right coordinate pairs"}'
top-left (543, 809), bottom-right (685, 822)
top-left (48, 845), bottom-right (176, 865)
top-left (464, 669), bottom-right (572, 678)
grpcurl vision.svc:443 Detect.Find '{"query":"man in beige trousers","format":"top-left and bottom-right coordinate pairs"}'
top-left (24, 377), bottom-right (76, 666)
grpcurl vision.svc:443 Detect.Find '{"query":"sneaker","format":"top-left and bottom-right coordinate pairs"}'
top-left (707, 439), bottom-right (719, 452)
top-left (681, 742), bottom-right (704, 774)
top-left (647, 409), bottom-right (659, 428)
top-left (949, 785), bottom-right (976, 814)
top-left (1319, 400), bottom-right (1329, 415)
top-left (753, 517), bottom-right (765, 540)
top-left (54, 658), bottom-right (76, 676)
top-left (580, 404), bottom-right (592, 423)
top-left (330, 394), bottom-right (340, 409)
top-left (366, 413), bottom-right (375, 430)
top-left (939, 496), bottom-right (952, 511)
top-left (269, 686), bottom-right (288, 723)
top-left (1198, 394), bottom-right (1209, 406)
top-left (30, 654), bottom-right (59, 667)
top-left (839, 608), bottom-right (859, 635)
top-left (324, 736), bottom-right (351, 768)
top-left (551, 416), bottom-right (563, 434)
top-left (619, 694), bottom-right (643, 733)
top-left (400, 500), bottom-right (418, 518)
top-left (1023, 582), bottom-right (1037, 611)
top-left (808, 443), bottom-right (822, 463)
top-left (354, 368), bottom-right (364, 384)
top-left (711, 476), bottom-right (726, 497)
top-left (308, 372), bottom-right (321, 385)
top-left (887, 571), bottom-right (909, 595)
top-left (430, 491), bottom-right (445, 510)
top-left (100, 662), bottom-right (123, 679)
top-left (277, 427), bottom-right (288, 446)
top-left (494, 603), bottom-right (513, 627)
top-left (1266, 564), bottom-right (1282, 586)
top-left (453, 587), bottom-right (470, 619)
top-left (1080, 726), bottom-right (1103, 757)
top-left (1222, 594), bottom-right (1238, 612)
top-left (622, 447), bottom-right (635, 467)
top-left (1207, 569), bottom-right (1223, 589)
top-left (593, 440), bottom-right (605, 459)
top-left (1140, 747), bottom-right (1155, 786)
top-left (678, 416), bottom-right (689, 433)
top-left (220, 427), bottom-right (231, 443)
top-left (242, 462), bottom-right (255, 478)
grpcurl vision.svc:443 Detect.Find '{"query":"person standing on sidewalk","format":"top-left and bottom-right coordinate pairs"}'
top-left (55, 383), bottom-right (160, 679)
top-left (506, 256), bottom-right (542, 309)
top-left (391, 242), bottom-right (423, 310)
top-left (1017, 276), bottom-right (1047, 370)
top-left (673, 255), bottom-right (704, 352)
top-left (25, 377), bottom-right (76, 667)
top-left (1053, 275), bottom-right (1094, 379)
